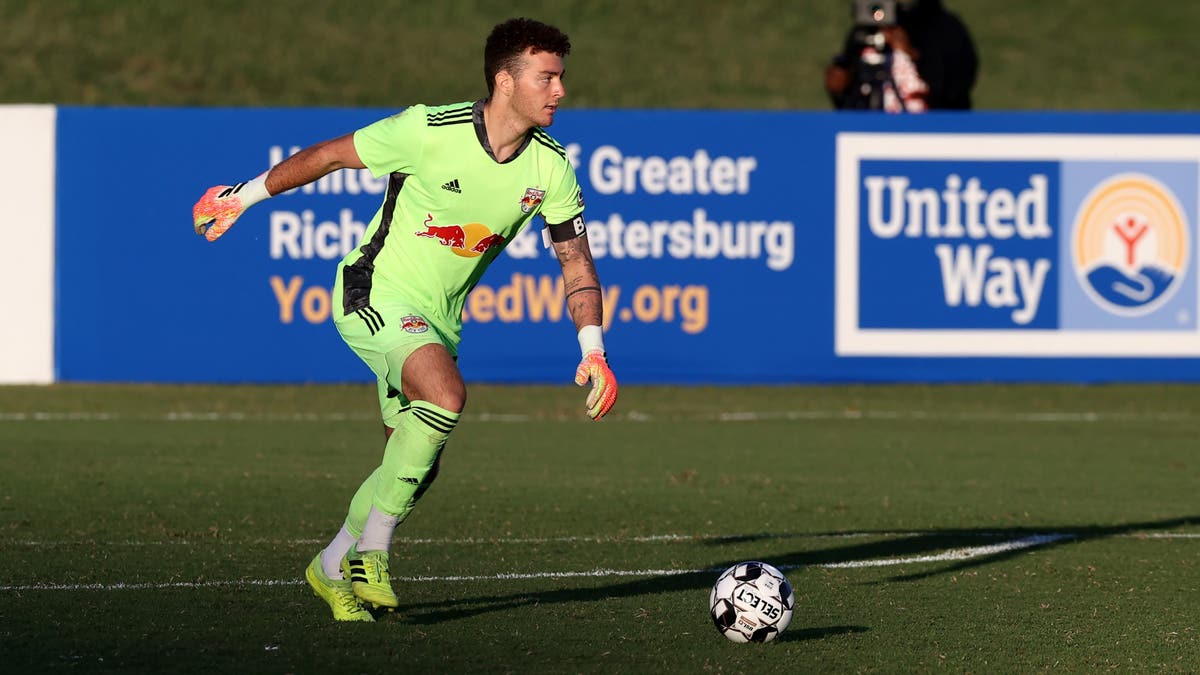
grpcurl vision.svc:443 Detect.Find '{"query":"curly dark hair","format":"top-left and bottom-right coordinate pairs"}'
top-left (484, 18), bottom-right (571, 95)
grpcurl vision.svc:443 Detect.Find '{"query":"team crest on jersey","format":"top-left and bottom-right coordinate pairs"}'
top-left (520, 188), bottom-right (546, 213)
top-left (399, 315), bottom-right (429, 334)
top-left (574, 187), bottom-right (585, 209)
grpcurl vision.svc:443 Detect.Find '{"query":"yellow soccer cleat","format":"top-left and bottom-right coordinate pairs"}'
top-left (305, 553), bottom-right (374, 622)
top-left (342, 549), bottom-right (399, 610)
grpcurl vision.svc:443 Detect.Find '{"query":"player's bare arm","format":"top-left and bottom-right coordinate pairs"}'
top-left (553, 234), bottom-right (604, 331)
top-left (552, 229), bottom-right (617, 420)
top-left (192, 133), bottom-right (364, 242)
top-left (265, 133), bottom-right (365, 194)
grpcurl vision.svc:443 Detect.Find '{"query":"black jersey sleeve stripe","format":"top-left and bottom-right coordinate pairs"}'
top-left (427, 103), bottom-right (472, 117)
top-left (532, 129), bottom-right (565, 152)
top-left (532, 129), bottom-right (564, 148)
top-left (428, 110), bottom-right (472, 122)
top-left (428, 114), bottom-right (472, 125)
top-left (532, 134), bottom-right (566, 159)
top-left (428, 117), bottom-right (473, 127)
top-left (427, 106), bottom-right (473, 125)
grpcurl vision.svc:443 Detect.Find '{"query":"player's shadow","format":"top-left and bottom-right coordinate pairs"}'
top-left (389, 515), bottom-right (1198, 625)
top-left (774, 625), bottom-right (870, 643)
top-left (802, 514), bottom-right (1200, 584)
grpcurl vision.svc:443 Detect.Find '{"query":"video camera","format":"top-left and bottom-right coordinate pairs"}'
top-left (840, 0), bottom-right (899, 110)
top-left (851, 0), bottom-right (897, 51)
top-left (853, 0), bottom-right (897, 29)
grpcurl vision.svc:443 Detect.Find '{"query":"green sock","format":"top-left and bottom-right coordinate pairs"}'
top-left (346, 401), bottom-right (459, 545)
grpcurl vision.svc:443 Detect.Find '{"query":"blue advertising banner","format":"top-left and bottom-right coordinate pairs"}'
top-left (835, 132), bottom-right (1200, 362)
top-left (54, 107), bottom-right (1200, 384)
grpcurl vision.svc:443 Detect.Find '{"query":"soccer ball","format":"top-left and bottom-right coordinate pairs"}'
top-left (708, 561), bottom-right (795, 643)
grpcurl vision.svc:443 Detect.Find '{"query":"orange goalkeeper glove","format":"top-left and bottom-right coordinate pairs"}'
top-left (192, 173), bottom-right (270, 242)
top-left (575, 349), bottom-right (617, 420)
top-left (574, 325), bottom-right (617, 420)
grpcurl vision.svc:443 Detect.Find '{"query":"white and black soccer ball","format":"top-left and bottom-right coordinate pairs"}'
top-left (709, 561), bottom-right (795, 643)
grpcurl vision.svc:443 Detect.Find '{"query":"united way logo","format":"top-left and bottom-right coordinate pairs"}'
top-left (1071, 173), bottom-right (1190, 316)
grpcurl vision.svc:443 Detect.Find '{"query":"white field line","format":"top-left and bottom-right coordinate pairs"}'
top-left (820, 534), bottom-right (1070, 568)
top-left (6, 531), bottom-right (1200, 548)
top-left (0, 410), bottom-right (1194, 423)
top-left (5, 531), bottom-right (1199, 548)
top-left (3, 531), bottom-right (1196, 592)
top-left (5, 533), bottom-right (894, 547)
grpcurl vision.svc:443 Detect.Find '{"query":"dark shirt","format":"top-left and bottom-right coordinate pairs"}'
top-left (832, 0), bottom-right (978, 110)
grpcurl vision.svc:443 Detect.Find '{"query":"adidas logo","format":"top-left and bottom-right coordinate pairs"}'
top-left (441, 179), bottom-right (462, 193)
top-left (347, 559), bottom-right (368, 583)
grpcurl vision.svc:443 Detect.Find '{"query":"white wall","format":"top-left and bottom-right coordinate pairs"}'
top-left (0, 105), bottom-right (56, 384)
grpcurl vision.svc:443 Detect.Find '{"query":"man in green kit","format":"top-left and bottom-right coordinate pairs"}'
top-left (191, 17), bottom-right (617, 622)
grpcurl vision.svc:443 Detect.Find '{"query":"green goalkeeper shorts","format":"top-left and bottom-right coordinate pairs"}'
top-left (334, 300), bottom-right (459, 428)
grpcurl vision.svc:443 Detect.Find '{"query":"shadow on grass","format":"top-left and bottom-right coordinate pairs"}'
top-left (776, 625), bottom-right (870, 642)
top-left (804, 514), bottom-right (1200, 584)
top-left (392, 515), bottom-right (1198, 625)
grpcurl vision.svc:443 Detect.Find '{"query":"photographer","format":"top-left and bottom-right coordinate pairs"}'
top-left (825, 0), bottom-right (978, 112)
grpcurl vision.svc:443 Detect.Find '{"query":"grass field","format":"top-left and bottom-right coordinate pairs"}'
top-left (4, 2), bottom-right (1198, 672)
top-left (3, 0), bottom-right (1200, 111)
top-left (2, 383), bottom-right (1197, 672)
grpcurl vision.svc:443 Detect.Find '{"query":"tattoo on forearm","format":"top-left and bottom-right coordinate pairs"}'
top-left (554, 236), bottom-right (592, 265)
top-left (566, 285), bottom-right (601, 300)
top-left (555, 236), bottom-right (603, 327)
top-left (567, 290), bottom-right (603, 329)
top-left (555, 242), bottom-right (577, 265)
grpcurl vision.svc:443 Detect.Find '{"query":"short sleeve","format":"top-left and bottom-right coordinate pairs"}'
top-left (353, 105), bottom-right (427, 178)
top-left (539, 159), bottom-right (585, 225)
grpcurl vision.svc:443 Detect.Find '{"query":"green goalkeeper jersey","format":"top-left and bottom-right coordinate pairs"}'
top-left (339, 100), bottom-right (584, 335)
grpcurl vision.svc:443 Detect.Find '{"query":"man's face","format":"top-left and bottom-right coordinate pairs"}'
top-left (509, 48), bottom-right (566, 128)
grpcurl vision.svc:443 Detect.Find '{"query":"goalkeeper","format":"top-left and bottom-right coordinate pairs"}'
top-left (191, 17), bottom-right (617, 622)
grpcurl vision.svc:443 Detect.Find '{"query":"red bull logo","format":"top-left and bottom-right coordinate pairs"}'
top-left (1072, 173), bottom-right (1190, 317)
top-left (471, 233), bottom-right (505, 253)
top-left (415, 213), bottom-right (506, 258)
top-left (520, 188), bottom-right (546, 214)
top-left (415, 221), bottom-right (466, 248)
top-left (399, 315), bottom-right (429, 333)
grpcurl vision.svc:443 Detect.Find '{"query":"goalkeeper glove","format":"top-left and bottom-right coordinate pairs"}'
top-left (192, 173), bottom-right (271, 242)
top-left (574, 326), bottom-right (617, 420)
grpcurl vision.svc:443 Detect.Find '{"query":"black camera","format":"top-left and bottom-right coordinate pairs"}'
top-left (839, 0), bottom-right (900, 110)
top-left (851, 0), bottom-right (897, 52)
top-left (853, 0), bottom-right (897, 27)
